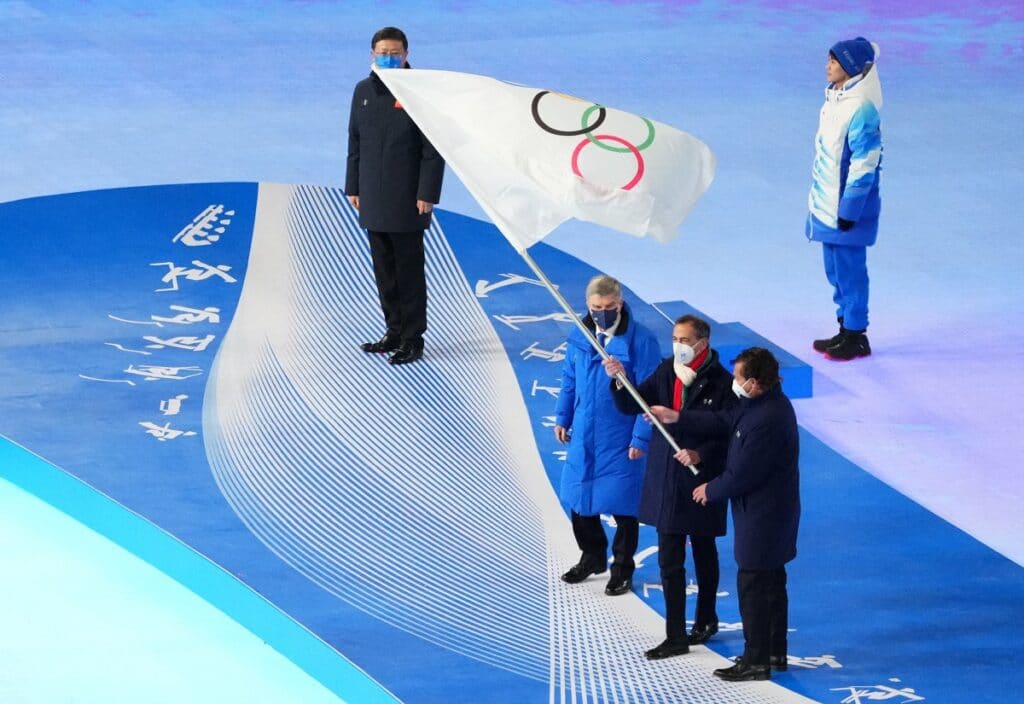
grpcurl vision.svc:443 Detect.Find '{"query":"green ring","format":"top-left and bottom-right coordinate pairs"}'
top-left (581, 105), bottom-right (656, 152)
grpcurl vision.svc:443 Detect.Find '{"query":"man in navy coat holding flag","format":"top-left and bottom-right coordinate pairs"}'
top-left (605, 314), bottom-right (735, 659)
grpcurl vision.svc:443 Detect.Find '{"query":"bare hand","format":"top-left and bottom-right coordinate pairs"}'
top-left (646, 405), bottom-right (679, 425)
top-left (692, 483), bottom-right (708, 505)
top-left (347, 195), bottom-right (360, 210)
top-left (417, 200), bottom-right (434, 215)
top-left (554, 425), bottom-right (570, 444)
top-left (672, 449), bottom-right (693, 467)
top-left (602, 357), bottom-right (625, 378)
top-left (628, 447), bottom-right (644, 460)
top-left (675, 449), bottom-right (701, 466)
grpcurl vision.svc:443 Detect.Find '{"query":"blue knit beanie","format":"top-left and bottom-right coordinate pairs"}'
top-left (830, 37), bottom-right (875, 76)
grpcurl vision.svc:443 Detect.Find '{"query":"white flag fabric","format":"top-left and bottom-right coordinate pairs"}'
top-left (373, 66), bottom-right (715, 252)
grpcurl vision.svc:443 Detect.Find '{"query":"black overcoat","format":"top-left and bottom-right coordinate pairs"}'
top-left (680, 385), bottom-right (801, 570)
top-left (611, 349), bottom-right (735, 536)
top-left (345, 69), bottom-right (445, 233)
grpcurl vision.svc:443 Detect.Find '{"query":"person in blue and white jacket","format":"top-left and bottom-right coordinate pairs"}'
top-left (807, 37), bottom-right (882, 361)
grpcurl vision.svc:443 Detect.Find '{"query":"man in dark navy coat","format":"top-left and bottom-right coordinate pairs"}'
top-left (650, 347), bottom-right (800, 682)
top-left (346, 26), bottom-right (445, 365)
top-left (605, 315), bottom-right (735, 660)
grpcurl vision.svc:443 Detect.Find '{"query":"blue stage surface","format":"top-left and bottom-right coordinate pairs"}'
top-left (1, 183), bottom-right (1021, 703)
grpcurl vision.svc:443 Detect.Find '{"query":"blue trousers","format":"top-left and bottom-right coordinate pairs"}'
top-left (822, 243), bottom-right (869, 331)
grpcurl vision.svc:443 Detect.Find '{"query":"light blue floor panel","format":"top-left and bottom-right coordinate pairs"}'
top-left (0, 466), bottom-right (391, 704)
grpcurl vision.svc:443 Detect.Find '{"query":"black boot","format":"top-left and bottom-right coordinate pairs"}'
top-left (826, 329), bottom-right (871, 361)
top-left (813, 318), bottom-right (845, 353)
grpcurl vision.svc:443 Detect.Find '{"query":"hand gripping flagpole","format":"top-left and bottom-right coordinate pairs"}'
top-left (516, 248), bottom-right (700, 476)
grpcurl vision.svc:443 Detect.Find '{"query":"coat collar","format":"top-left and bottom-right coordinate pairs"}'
top-left (742, 382), bottom-right (783, 407)
top-left (824, 62), bottom-right (883, 109)
top-left (696, 347), bottom-right (720, 375)
top-left (679, 348), bottom-right (725, 403)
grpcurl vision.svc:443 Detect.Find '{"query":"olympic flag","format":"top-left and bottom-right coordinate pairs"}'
top-left (373, 66), bottom-right (715, 252)
top-left (373, 66), bottom-right (710, 470)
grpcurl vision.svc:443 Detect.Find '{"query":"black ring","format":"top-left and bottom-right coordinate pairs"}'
top-left (531, 91), bottom-right (606, 136)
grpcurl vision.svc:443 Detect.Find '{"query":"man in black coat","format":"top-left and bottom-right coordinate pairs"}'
top-left (605, 315), bottom-right (735, 660)
top-left (650, 347), bottom-right (800, 682)
top-left (346, 26), bottom-right (445, 365)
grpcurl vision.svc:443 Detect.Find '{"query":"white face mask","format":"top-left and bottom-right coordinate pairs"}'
top-left (732, 378), bottom-right (751, 399)
top-left (673, 342), bottom-right (696, 365)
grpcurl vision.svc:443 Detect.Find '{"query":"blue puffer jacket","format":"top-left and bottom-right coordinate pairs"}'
top-left (806, 51), bottom-right (883, 248)
top-left (555, 304), bottom-right (661, 517)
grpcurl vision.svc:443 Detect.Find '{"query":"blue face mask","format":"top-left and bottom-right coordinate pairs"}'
top-left (374, 54), bottom-right (404, 70)
top-left (591, 308), bottom-right (619, 331)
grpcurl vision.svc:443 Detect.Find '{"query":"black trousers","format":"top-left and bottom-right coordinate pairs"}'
top-left (367, 230), bottom-right (426, 345)
top-left (571, 512), bottom-right (639, 578)
top-left (658, 532), bottom-right (720, 640)
top-left (737, 567), bottom-right (789, 665)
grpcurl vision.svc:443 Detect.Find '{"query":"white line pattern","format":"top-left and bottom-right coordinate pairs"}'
top-left (203, 183), bottom-right (815, 703)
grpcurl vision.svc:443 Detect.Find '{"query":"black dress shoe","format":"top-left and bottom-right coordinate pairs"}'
top-left (604, 575), bottom-right (632, 596)
top-left (713, 661), bottom-right (771, 681)
top-left (687, 622), bottom-right (719, 645)
top-left (560, 560), bottom-right (606, 584)
top-left (733, 655), bottom-right (788, 671)
top-left (360, 335), bottom-right (400, 353)
top-left (388, 344), bottom-right (423, 365)
top-left (644, 638), bottom-right (690, 660)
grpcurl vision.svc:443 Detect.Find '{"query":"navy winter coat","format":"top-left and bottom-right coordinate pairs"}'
top-left (555, 304), bottom-right (661, 517)
top-left (678, 385), bottom-right (800, 570)
top-left (611, 350), bottom-right (735, 536)
top-left (345, 70), bottom-right (445, 233)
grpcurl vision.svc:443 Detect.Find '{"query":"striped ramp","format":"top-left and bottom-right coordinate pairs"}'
top-left (204, 183), bottom-right (814, 704)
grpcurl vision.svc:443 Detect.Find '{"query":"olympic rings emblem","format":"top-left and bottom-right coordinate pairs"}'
top-left (530, 91), bottom-right (657, 192)
top-left (572, 135), bottom-right (645, 191)
top-left (531, 90), bottom-right (607, 136)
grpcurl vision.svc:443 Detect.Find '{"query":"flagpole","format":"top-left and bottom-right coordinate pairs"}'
top-left (517, 248), bottom-right (699, 476)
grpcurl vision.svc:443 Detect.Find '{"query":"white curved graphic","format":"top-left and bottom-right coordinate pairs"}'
top-left (204, 183), bottom-right (813, 703)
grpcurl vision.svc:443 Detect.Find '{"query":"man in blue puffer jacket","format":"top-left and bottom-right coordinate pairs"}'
top-left (807, 37), bottom-right (883, 361)
top-left (554, 275), bottom-right (661, 597)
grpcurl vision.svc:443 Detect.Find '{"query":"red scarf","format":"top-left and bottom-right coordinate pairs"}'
top-left (672, 346), bottom-right (709, 410)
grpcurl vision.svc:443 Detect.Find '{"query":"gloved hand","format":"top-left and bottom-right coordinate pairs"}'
top-left (837, 218), bottom-right (855, 231)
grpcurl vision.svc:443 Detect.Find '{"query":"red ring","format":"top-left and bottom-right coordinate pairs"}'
top-left (571, 134), bottom-right (645, 191)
